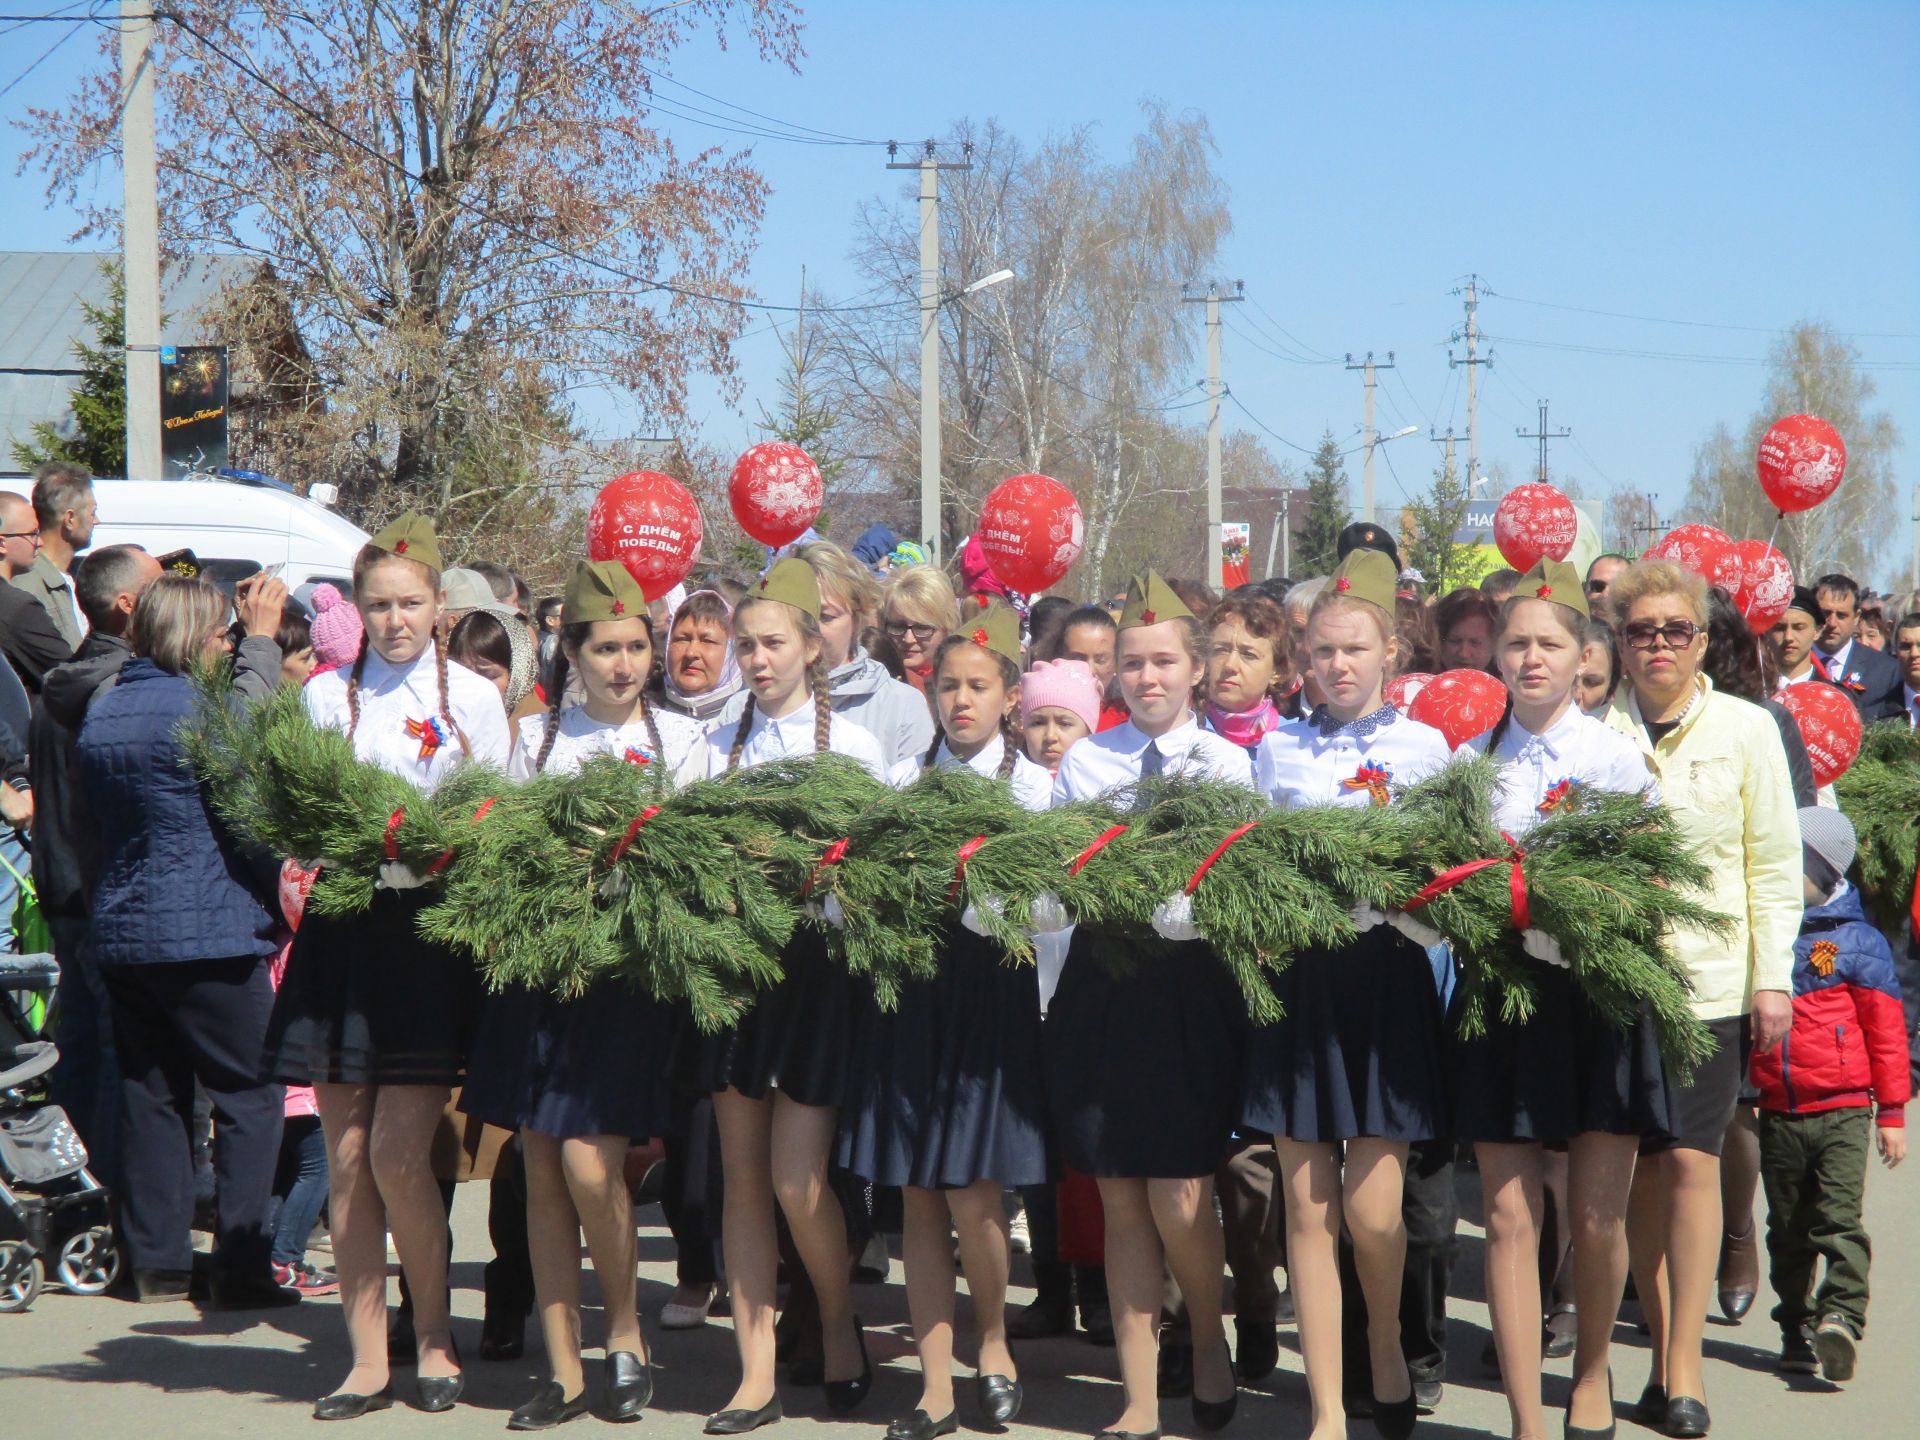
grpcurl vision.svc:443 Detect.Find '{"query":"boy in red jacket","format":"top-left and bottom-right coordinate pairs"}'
top-left (1750, 807), bottom-right (1908, 1383)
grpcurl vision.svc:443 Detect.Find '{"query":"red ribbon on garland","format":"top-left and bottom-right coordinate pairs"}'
top-left (426, 796), bottom-right (499, 877)
top-left (949, 834), bottom-right (989, 901)
top-left (607, 806), bottom-right (662, 866)
top-left (801, 838), bottom-right (851, 899)
top-left (1184, 821), bottom-right (1261, 896)
top-left (1401, 830), bottom-right (1531, 931)
top-left (383, 807), bottom-right (406, 861)
top-left (1067, 824), bottom-right (1129, 876)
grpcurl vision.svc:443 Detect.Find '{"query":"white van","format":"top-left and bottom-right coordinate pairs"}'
top-left (0, 474), bottom-right (368, 597)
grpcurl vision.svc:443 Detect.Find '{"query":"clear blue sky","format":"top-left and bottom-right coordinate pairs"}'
top-left (5, 2), bottom-right (1916, 572)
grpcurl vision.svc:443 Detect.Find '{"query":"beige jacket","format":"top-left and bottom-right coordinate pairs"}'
top-left (1606, 676), bottom-right (1801, 1019)
top-left (11, 552), bottom-right (81, 649)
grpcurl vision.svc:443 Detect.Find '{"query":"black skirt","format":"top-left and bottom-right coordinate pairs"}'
top-left (838, 923), bottom-right (1052, 1189)
top-left (1447, 962), bottom-right (1676, 1145)
top-left (1043, 930), bottom-right (1248, 1179)
top-left (1242, 926), bottom-right (1447, 1144)
top-left (262, 888), bottom-right (479, 1087)
top-left (670, 926), bottom-right (852, 1109)
top-left (460, 980), bottom-right (677, 1142)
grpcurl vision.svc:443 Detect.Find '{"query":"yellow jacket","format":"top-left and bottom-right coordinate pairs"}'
top-left (1606, 676), bottom-right (1801, 1020)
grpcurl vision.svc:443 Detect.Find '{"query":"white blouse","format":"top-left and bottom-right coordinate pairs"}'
top-left (1052, 714), bottom-right (1254, 806)
top-left (511, 704), bottom-right (707, 787)
top-left (1469, 703), bottom-right (1658, 836)
top-left (701, 698), bottom-right (887, 782)
top-left (304, 648), bottom-right (512, 792)
top-left (1255, 705), bottom-right (1452, 809)
top-left (891, 732), bottom-right (1055, 812)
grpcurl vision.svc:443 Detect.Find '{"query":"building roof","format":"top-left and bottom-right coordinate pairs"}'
top-left (0, 250), bottom-right (259, 474)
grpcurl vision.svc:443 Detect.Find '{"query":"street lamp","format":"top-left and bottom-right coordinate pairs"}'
top-left (920, 266), bottom-right (1014, 565)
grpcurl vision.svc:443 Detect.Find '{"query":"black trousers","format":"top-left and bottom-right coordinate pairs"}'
top-left (103, 956), bottom-right (283, 1277)
top-left (1342, 1138), bottom-right (1458, 1391)
top-left (662, 1088), bottom-right (720, 1289)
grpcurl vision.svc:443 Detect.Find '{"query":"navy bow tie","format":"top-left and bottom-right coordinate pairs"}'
top-left (1309, 702), bottom-right (1399, 740)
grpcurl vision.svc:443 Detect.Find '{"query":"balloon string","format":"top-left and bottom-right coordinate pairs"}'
top-left (1740, 508), bottom-right (1787, 623)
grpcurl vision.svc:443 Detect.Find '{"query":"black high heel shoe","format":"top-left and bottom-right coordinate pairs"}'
top-left (977, 1372), bottom-right (1023, 1425)
top-left (1564, 1370), bottom-right (1615, 1440)
top-left (603, 1349), bottom-right (653, 1422)
top-left (314, 1384), bottom-right (395, 1421)
top-left (823, 1316), bottom-right (873, 1415)
top-left (1191, 1340), bottom-right (1237, 1433)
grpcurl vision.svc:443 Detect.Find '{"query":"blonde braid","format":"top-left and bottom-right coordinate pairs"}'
top-left (809, 654), bottom-right (833, 754)
top-left (344, 634), bottom-right (369, 738)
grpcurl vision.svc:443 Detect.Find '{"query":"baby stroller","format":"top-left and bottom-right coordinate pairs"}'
top-left (1, 952), bottom-right (120, 1312)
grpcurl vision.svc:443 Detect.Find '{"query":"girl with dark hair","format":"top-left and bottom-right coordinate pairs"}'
top-left (677, 559), bottom-right (886, 1433)
top-left (277, 601), bottom-right (316, 687)
top-left (262, 514), bottom-right (512, 1418)
top-left (1577, 619), bottom-right (1622, 715)
top-left (842, 605), bottom-right (1051, 1437)
top-left (1435, 586), bottom-right (1499, 672)
top-left (448, 607), bottom-right (541, 738)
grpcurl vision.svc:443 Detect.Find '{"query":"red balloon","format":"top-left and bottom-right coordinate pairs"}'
top-left (1757, 414), bottom-right (1847, 514)
top-left (1493, 483), bottom-right (1579, 572)
top-left (1644, 522), bottom-right (1736, 585)
top-left (1725, 539), bottom-right (1795, 632)
top-left (976, 473), bottom-right (1085, 593)
top-left (1407, 668), bottom-right (1510, 751)
top-left (587, 471), bottom-right (703, 601)
top-left (1778, 682), bottom-right (1863, 787)
top-left (1385, 672), bottom-right (1434, 714)
top-left (728, 441), bottom-right (823, 547)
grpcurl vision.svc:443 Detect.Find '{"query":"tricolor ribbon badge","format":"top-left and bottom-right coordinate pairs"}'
top-left (1341, 762), bottom-right (1393, 807)
top-left (1537, 777), bottom-right (1580, 815)
top-left (405, 715), bottom-right (449, 762)
top-left (1843, 670), bottom-right (1866, 693)
top-left (623, 746), bottom-right (653, 766)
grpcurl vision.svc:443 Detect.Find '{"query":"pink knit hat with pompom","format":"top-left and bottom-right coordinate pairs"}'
top-left (1019, 657), bottom-right (1101, 734)
top-left (308, 583), bottom-right (364, 669)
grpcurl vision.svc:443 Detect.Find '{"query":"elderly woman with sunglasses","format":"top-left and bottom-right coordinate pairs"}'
top-left (1602, 559), bottom-right (1800, 1439)
top-left (879, 565), bottom-right (963, 693)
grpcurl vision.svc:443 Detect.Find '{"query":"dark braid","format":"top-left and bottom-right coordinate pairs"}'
top-left (344, 633), bottom-right (370, 738)
top-left (533, 643), bottom-right (569, 773)
top-left (922, 728), bottom-right (945, 768)
top-left (431, 619), bottom-right (471, 757)
top-left (725, 694), bottom-right (757, 773)
top-left (809, 653), bottom-right (833, 753)
top-left (1485, 695), bottom-right (1516, 753)
top-left (637, 689), bottom-right (666, 768)
top-left (996, 714), bottom-right (1019, 778)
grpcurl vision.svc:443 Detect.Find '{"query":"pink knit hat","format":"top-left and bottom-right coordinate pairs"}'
top-left (1020, 658), bottom-right (1101, 733)
top-left (309, 583), bottom-right (364, 669)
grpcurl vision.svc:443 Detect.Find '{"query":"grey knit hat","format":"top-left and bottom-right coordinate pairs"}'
top-left (1798, 805), bottom-right (1857, 892)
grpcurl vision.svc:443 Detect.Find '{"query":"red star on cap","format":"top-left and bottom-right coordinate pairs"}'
top-left (394, 539), bottom-right (409, 554)
top-left (1536, 583), bottom-right (1552, 598)
top-left (758, 575), bottom-right (770, 591)
top-left (612, 600), bottom-right (626, 615)
top-left (1335, 577), bottom-right (1352, 592)
top-left (1140, 608), bottom-right (1156, 624)
top-left (971, 628), bottom-right (988, 646)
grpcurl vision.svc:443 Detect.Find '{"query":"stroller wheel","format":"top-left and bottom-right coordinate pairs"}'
top-left (0, 1240), bottom-right (45, 1313)
top-left (56, 1226), bottom-right (122, 1295)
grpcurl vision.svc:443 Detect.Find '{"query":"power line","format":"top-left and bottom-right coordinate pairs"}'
top-left (631, 61), bottom-right (888, 147)
top-left (1481, 332), bottom-right (1920, 372)
top-left (0, 8), bottom-right (85, 99)
top-left (1223, 389), bottom-right (1314, 455)
top-left (1222, 312), bottom-right (1334, 366)
top-left (1487, 288), bottom-right (1920, 342)
top-left (1246, 295), bottom-right (1341, 362)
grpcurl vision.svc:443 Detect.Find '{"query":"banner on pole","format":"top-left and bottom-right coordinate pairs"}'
top-left (159, 345), bottom-right (229, 477)
top-left (1222, 521), bottom-right (1251, 588)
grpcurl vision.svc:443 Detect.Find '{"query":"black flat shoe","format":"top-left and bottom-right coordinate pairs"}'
top-left (823, 1316), bottom-right (873, 1415)
top-left (885, 1411), bottom-right (958, 1440)
top-left (1092, 1429), bottom-right (1161, 1440)
top-left (1631, 1383), bottom-right (1667, 1426)
top-left (507, 1382), bottom-right (590, 1431)
top-left (1234, 1314), bottom-right (1278, 1381)
top-left (603, 1349), bottom-right (653, 1421)
top-left (314, 1384), bottom-right (395, 1421)
top-left (1373, 1391), bottom-right (1418, 1440)
top-left (1157, 1340), bottom-right (1194, 1398)
top-left (703, 1396), bottom-right (782, 1435)
top-left (481, 1307), bottom-right (527, 1362)
top-left (1007, 1294), bottom-right (1073, 1339)
top-left (1664, 1396), bottom-right (1709, 1438)
top-left (415, 1372), bottom-right (465, 1413)
top-left (977, 1373), bottom-right (1023, 1425)
top-left (1192, 1339), bottom-right (1237, 1433)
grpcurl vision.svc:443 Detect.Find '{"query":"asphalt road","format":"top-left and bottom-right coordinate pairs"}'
top-left (3, 1158), bottom-right (1910, 1438)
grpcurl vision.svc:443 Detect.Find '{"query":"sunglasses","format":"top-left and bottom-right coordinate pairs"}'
top-left (1622, 619), bottom-right (1701, 650)
top-left (1585, 579), bottom-right (1608, 594)
top-left (883, 620), bottom-right (940, 643)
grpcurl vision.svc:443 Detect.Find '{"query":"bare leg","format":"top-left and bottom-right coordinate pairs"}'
top-left (1098, 1177), bottom-right (1166, 1435)
top-left (1344, 1139), bottom-right (1412, 1410)
top-left (949, 1180), bottom-right (1015, 1383)
top-left (1478, 1143), bottom-right (1547, 1439)
top-left (368, 1085), bottom-right (458, 1378)
top-left (1661, 1148), bottom-right (1722, 1402)
top-left (1566, 1132), bottom-right (1638, 1431)
top-left (314, 1083), bottom-right (387, 1397)
top-left (1277, 1139), bottom-right (1346, 1440)
top-left (903, 1186), bottom-right (960, 1417)
top-left (713, 1088), bottom-right (778, 1414)
top-left (1149, 1176), bottom-right (1233, 1405)
top-left (523, 1129), bottom-right (587, 1399)
top-left (768, 1093), bottom-right (861, 1384)
top-left (1626, 1156), bottom-right (1671, 1392)
top-left (560, 1135), bottom-right (644, 1359)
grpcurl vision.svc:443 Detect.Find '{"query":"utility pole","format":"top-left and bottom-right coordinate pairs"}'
top-left (122, 0), bottom-right (162, 480)
top-left (1448, 275), bottom-right (1493, 499)
top-left (887, 140), bottom-right (971, 565)
top-left (1345, 350), bottom-right (1395, 522)
top-left (1632, 493), bottom-right (1668, 550)
top-left (1183, 280), bottom-right (1243, 587)
top-left (1516, 399), bottom-right (1572, 483)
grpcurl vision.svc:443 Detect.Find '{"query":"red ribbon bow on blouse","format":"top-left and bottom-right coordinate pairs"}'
top-left (405, 715), bottom-right (449, 762)
top-left (623, 746), bottom-right (652, 766)
top-left (1536, 778), bottom-right (1580, 815)
top-left (1341, 763), bottom-right (1392, 807)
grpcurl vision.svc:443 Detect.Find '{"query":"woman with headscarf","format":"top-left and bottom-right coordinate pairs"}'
top-left (651, 589), bottom-right (747, 727)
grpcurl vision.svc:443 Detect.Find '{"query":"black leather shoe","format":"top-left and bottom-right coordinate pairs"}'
top-left (481, 1306), bottom-right (526, 1362)
top-left (823, 1318), bottom-right (873, 1415)
top-left (603, 1350), bottom-right (653, 1421)
top-left (1631, 1383), bottom-right (1667, 1426)
top-left (885, 1411), bottom-right (957, 1440)
top-left (1544, 1307), bottom-right (1578, 1359)
top-left (1234, 1315), bottom-right (1278, 1382)
top-left (414, 1371), bottom-right (465, 1413)
top-left (1192, 1340), bottom-right (1236, 1432)
top-left (133, 1267), bottom-right (192, 1304)
top-left (1564, 1373), bottom-right (1616, 1440)
top-left (977, 1373), bottom-right (1023, 1425)
top-left (703, 1396), bottom-right (782, 1435)
top-left (1092, 1429), bottom-right (1161, 1440)
top-left (1664, 1396), bottom-right (1709, 1437)
top-left (314, 1384), bottom-right (395, 1420)
top-left (508, 1382), bottom-right (590, 1431)
top-left (204, 1271), bottom-right (300, 1310)
top-left (1007, 1294), bottom-right (1073, 1339)
top-left (1372, 1392), bottom-right (1418, 1440)
top-left (1080, 1296), bottom-right (1115, 1346)
top-left (1157, 1341), bottom-right (1194, 1398)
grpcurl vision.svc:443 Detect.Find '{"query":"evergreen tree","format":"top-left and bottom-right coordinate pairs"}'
top-left (10, 260), bottom-right (126, 475)
top-left (756, 289), bottom-right (844, 486)
top-left (1296, 429), bottom-right (1350, 576)
top-left (1404, 452), bottom-right (1474, 595)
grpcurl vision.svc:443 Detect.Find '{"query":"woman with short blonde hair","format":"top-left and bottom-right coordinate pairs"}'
top-left (881, 566), bottom-right (962, 690)
top-left (131, 574), bottom-right (233, 674)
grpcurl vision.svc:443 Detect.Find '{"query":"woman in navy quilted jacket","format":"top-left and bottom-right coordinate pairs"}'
top-left (76, 571), bottom-right (291, 1306)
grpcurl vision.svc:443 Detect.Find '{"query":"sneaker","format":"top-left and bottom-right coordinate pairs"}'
top-left (1812, 1315), bottom-right (1859, 1383)
top-left (273, 1261), bottom-right (340, 1297)
top-left (1778, 1326), bottom-right (1818, 1374)
top-left (1008, 1207), bottom-right (1031, 1255)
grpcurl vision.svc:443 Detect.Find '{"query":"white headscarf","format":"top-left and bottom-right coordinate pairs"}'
top-left (660, 589), bottom-right (743, 720)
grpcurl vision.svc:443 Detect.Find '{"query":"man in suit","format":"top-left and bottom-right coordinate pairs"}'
top-left (1813, 573), bottom-right (1905, 722)
top-left (1893, 611), bottom-right (1920, 728)
top-left (0, 490), bottom-right (75, 692)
